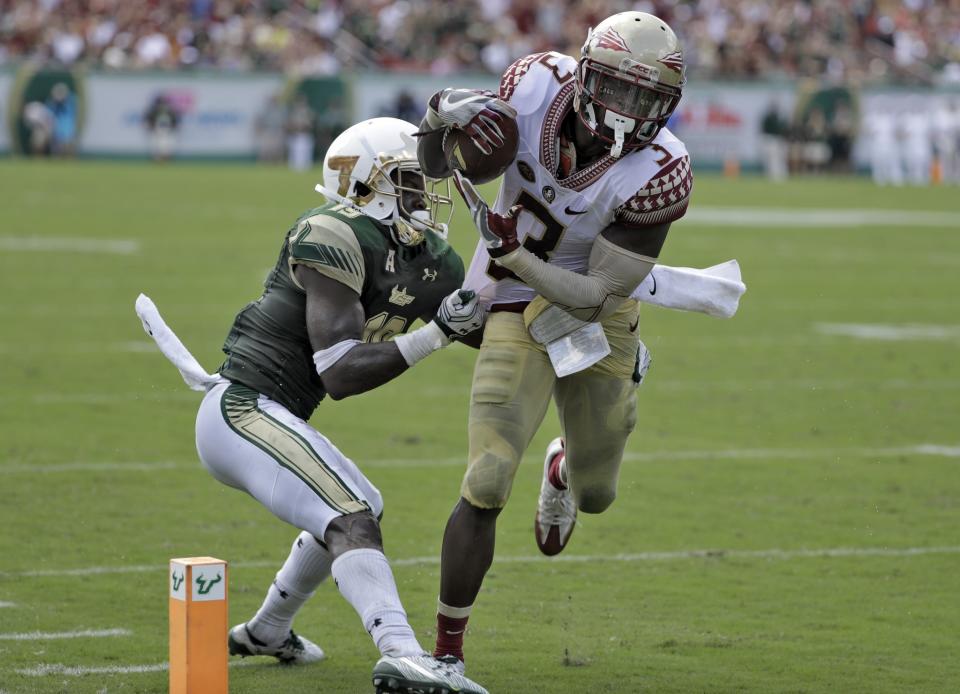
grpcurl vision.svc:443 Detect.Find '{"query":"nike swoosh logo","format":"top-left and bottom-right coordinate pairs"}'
top-left (649, 274), bottom-right (657, 296)
top-left (564, 206), bottom-right (588, 215)
top-left (629, 318), bottom-right (639, 333)
top-left (440, 92), bottom-right (487, 110)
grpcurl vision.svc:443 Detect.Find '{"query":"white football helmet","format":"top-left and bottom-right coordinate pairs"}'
top-left (316, 117), bottom-right (452, 246)
top-left (574, 12), bottom-right (686, 157)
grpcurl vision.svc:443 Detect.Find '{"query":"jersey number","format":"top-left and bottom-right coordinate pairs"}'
top-left (537, 53), bottom-right (575, 84)
top-left (364, 312), bottom-right (407, 342)
top-left (487, 190), bottom-right (566, 282)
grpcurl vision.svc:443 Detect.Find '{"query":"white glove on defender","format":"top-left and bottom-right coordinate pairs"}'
top-left (394, 289), bottom-right (485, 366)
top-left (434, 288), bottom-right (484, 338)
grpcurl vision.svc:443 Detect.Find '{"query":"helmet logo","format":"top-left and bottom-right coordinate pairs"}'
top-left (593, 27), bottom-right (630, 53)
top-left (658, 51), bottom-right (684, 74)
top-left (327, 155), bottom-right (360, 196)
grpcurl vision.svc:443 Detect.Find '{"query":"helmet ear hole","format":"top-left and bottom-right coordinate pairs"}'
top-left (354, 182), bottom-right (371, 197)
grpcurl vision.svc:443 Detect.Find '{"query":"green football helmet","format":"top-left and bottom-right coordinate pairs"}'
top-left (574, 11), bottom-right (686, 157)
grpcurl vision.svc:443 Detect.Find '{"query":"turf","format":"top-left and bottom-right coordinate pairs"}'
top-left (1, 160), bottom-right (958, 693)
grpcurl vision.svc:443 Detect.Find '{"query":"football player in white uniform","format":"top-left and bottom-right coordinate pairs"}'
top-left (416, 12), bottom-right (693, 666)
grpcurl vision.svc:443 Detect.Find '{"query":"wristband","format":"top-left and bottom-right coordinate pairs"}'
top-left (393, 321), bottom-right (450, 366)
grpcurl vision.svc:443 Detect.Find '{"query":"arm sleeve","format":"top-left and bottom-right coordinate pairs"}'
top-left (287, 214), bottom-right (366, 295)
top-left (496, 234), bottom-right (656, 323)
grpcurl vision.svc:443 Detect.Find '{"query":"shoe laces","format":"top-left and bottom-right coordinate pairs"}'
top-left (281, 631), bottom-right (305, 653)
top-left (540, 484), bottom-right (575, 526)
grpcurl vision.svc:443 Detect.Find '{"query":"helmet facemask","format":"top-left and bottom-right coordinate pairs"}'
top-left (576, 57), bottom-right (681, 157)
top-left (377, 163), bottom-right (454, 246)
top-left (573, 12), bottom-right (686, 159)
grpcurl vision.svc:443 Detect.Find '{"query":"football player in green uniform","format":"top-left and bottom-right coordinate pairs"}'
top-left (193, 117), bottom-right (488, 694)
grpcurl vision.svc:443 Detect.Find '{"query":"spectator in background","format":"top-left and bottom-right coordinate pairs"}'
top-left (255, 92), bottom-right (287, 163)
top-left (22, 101), bottom-right (53, 156)
top-left (760, 100), bottom-right (789, 181)
top-left (286, 95), bottom-right (315, 171)
top-left (828, 102), bottom-right (857, 173)
top-left (865, 106), bottom-right (904, 186)
top-left (932, 100), bottom-right (960, 184)
top-left (801, 108), bottom-right (831, 174)
top-left (903, 108), bottom-right (933, 185)
top-left (144, 94), bottom-right (180, 162)
top-left (47, 82), bottom-right (78, 156)
top-left (391, 90), bottom-right (423, 125)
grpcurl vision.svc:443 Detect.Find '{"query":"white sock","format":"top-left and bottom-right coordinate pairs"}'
top-left (247, 532), bottom-right (333, 643)
top-left (331, 548), bottom-right (422, 657)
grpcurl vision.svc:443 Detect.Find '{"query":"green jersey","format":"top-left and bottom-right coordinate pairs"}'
top-left (219, 202), bottom-right (464, 419)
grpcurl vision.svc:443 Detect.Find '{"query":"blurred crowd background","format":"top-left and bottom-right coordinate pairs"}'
top-left (1, 0), bottom-right (958, 184)
top-left (2, 0), bottom-right (957, 82)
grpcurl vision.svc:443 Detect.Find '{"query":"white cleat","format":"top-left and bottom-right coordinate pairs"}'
top-left (372, 653), bottom-right (488, 694)
top-left (534, 437), bottom-right (577, 556)
top-left (228, 623), bottom-right (325, 664)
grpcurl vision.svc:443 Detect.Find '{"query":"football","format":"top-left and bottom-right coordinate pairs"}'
top-left (442, 119), bottom-right (520, 184)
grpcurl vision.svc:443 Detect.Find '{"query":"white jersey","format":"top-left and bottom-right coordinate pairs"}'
top-left (464, 51), bottom-right (693, 308)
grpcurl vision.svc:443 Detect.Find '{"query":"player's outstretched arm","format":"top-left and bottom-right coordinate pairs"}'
top-left (297, 266), bottom-right (484, 399)
top-left (497, 221), bottom-right (669, 322)
top-left (453, 171), bottom-right (669, 322)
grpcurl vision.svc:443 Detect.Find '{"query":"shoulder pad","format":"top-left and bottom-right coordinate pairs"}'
top-left (288, 212), bottom-right (366, 294)
top-left (615, 155), bottom-right (693, 228)
top-left (500, 52), bottom-right (576, 101)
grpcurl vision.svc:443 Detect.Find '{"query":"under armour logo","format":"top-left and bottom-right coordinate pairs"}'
top-left (422, 268), bottom-right (438, 282)
top-left (368, 617), bottom-right (383, 635)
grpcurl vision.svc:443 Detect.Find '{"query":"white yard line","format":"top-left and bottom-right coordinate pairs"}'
top-left (16, 660), bottom-right (257, 677)
top-left (13, 376), bottom-right (958, 409)
top-left (0, 628), bottom-right (131, 641)
top-left (3, 545), bottom-right (958, 580)
top-left (0, 236), bottom-right (140, 254)
top-left (683, 207), bottom-right (960, 229)
top-left (1, 461), bottom-right (186, 474)
top-left (3, 442), bottom-right (959, 476)
top-left (0, 601), bottom-right (16, 608)
top-left (815, 323), bottom-right (960, 341)
top-left (393, 545), bottom-right (960, 567)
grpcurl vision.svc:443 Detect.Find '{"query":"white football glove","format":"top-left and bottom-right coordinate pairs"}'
top-left (433, 288), bottom-right (485, 339)
top-left (423, 88), bottom-right (518, 155)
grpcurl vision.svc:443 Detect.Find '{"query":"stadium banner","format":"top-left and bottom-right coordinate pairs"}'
top-left (80, 72), bottom-right (285, 157)
top-left (668, 82), bottom-right (797, 169)
top-left (350, 72), bottom-right (499, 127)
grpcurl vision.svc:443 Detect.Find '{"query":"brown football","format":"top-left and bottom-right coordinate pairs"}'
top-left (442, 119), bottom-right (520, 184)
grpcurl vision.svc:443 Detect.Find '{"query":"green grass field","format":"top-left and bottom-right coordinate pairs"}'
top-left (1, 160), bottom-right (959, 693)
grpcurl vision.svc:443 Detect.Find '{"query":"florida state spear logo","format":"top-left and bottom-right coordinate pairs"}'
top-left (594, 27), bottom-right (630, 53)
top-left (659, 51), bottom-right (684, 74)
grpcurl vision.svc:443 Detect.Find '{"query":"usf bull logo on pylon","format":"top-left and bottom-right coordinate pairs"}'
top-left (196, 572), bottom-right (222, 596)
top-left (169, 557), bottom-right (228, 694)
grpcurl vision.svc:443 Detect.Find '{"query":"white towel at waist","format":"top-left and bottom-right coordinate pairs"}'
top-left (631, 259), bottom-right (745, 319)
top-left (135, 293), bottom-right (224, 391)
